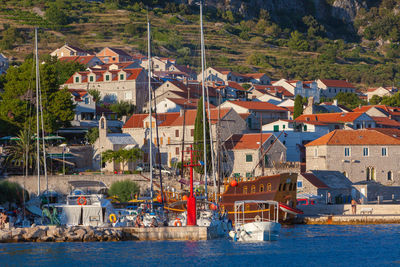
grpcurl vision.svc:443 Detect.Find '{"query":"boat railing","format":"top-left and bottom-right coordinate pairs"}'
top-left (234, 200), bottom-right (279, 227)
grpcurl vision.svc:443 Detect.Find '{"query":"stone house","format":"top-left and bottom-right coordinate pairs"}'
top-left (353, 105), bottom-right (400, 122)
top-left (305, 129), bottom-right (400, 186)
top-left (96, 47), bottom-right (133, 64)
top-left (216, 81), bottom-right (250, 102)
top-left (59, 55), bottom-right (103, 68)
top-left (155, 98), bottom-right (215, 113)
top-left (0, 53), bottom-right (9, 75)
top-left (272, 79), bottom-right (298, 95)
top-left (366, 87), bottom-right (397, 102)
top-left (198, 67), bottom-right (245, 83)
top-left (51, 44), bottom-right (90, 58)
top-left (222, 133), bottom-right (286, 178)
top-left (93, 115), bottom-right (138, 172)
top-left (295, 112), bottom-right (376, 129)
top-left (294, 81), bottom-right (321, 103)
top-left (141, 56), bottom-right (175, 72)
top-left (241, 73), bottom-right (271, 85)
top-left (122, 108), bottom-right (247, 167)
top-left (62, 68), bottom-right (148, 111)
top-left (316, 79), bottom-right (356, 98)
top-left (219, 100), bottom-right (289, 130)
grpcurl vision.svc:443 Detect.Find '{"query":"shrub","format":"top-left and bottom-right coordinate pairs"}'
top-left (108, 180), bottom-right (140, 202)
top-left (0, 181), bottom-right (29, 205)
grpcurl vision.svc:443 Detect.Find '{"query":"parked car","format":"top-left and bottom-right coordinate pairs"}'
top-left (153, 164), bottom-right (172, 176)
top-left (136, 163), bottom-right (150, 172)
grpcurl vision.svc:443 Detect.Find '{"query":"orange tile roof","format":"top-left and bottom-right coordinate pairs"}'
top-left (64, 68), bottom-right (142, 84)
top-left (165, 98), bottom-right (215, 109)
top-left (371, 117), bottom-right (400, 127)
top-left (168, 108), bottom-right (231, 126)
top-left (226, 100), bottom-right (287, 111)
top-left (123, 114), bottom-right (149, 128)
top-left (242, 73), bottom-right (266, 79)
top-left (372, 128), bottom-right (400, 139)
top-left (319, 79), bottom-right (355, 88)
top-left (238, 113), bottom-right (251, 120)
top-left (224, 133), bottom-right (273, 150)
top-left (295, 112), bottom-right (365, 123)
top-left (227, 81), bottom-right (246, 91)
top-left (305, 129), bottom-right (400, 146)
top-left (353, 105), bottom-right (389, 113)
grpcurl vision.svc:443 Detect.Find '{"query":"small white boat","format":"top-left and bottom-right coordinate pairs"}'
top-left (229, 200), bottom-right (281, 242)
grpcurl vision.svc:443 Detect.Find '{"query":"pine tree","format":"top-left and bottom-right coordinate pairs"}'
top-left (294, 95), bottom-right (303, 119)
top-left (193, 97), bottom-right (211, 174)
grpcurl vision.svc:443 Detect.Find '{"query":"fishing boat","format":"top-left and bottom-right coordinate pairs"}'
top-left (220, 173), bottom-right (303, 223)
top-left (229, 200), bottom-right (281, 242)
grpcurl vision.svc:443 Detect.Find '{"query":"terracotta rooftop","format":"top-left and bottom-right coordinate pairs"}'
top-left (227, 81), bottom-right (246, 91)
top-left (319, 79), bottom-right (355, 88)
top-left (225, 100), bottom-right (287, 111)
top-left (59, 55), bottom-right (99, 65)
top-left (165, 98), bottom-right (215, 109)
top-left (168, 108), bottom-right (231, 126)
top-left (64, 68), bottom-right (143, 84)
top-left (371, 117), bottom-right (400, 127)
top-left (295, 112), bottom-right (365, 123)
top-left (305, 129), bottom-right (400, 146)
top-left (224, 133), bottom-right (273, 150)
top-left (242, 73), bottom-right (266, 79)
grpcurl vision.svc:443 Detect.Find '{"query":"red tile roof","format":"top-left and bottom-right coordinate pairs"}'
top-left (225, 100), bottom-right (287, 111)
top-left (372, 128), bottom-right (400, 139)
top-left (371, 117), bottom-right (400, 127)
top-left (224, 133), bottom-right (272, 150)
top-left (165, 98), bottom-right (215, 109)
top-left (168, 108), bottom-right (231, 126)
top-left (295, 112), bottom-right (365, 123)
top-left (242, 73), bottom-right (266, 79)
top-left (319, 79), bottom-right (355, 88)
top-left (63, 68), bottom-right (142, 84)
top-left (305, 129), bottom-right (400, 146)
top-left (301, 173), bottom-right (329, 189)
top-left (227, 81), bottom-right (246, 91)
top-left (123, 114), bottom-right (149, 128)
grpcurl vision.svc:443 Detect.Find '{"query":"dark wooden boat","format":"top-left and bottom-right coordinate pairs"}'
top-left (220, 173), bottom-right (300, 223)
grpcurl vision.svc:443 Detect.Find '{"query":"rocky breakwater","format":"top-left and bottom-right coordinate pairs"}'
top-left (0, 226), bottom-right (136, 243)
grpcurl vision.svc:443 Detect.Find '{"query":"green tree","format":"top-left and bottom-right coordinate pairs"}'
top-left (335, 92), bottom-right (366, 109)
top-left (88, 89), bottom-right (101, 103)
top-left (5, 129), bottom-right (43, 175)
top-left (0, 181), bottom-right (29, 205)
top-left (45, 3), bottom-right (69, 28)
top-left (369, 95), bottom-right (382, 105)
top-left (108, 101), bottom-right (136, 119)
top-left (193, 97), bottom-right (211, 174)
top-left (102, 148), bottom-right (142, 171)
top-left (288, 31), bottom-right (309, 51)
top-left (294, 95), bottom-right (303, 119)
top-left (0, 26), bottom-right (23, 50)
top-left (0, 58), bottom-right (76, 134)
top-left (108, 179), bottom-right (140, 202)
top-left (86, 127), bottom-right (99, 144)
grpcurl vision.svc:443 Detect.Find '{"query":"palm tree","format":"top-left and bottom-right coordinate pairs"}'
top-left (5, 129), bottom-right (43, 175)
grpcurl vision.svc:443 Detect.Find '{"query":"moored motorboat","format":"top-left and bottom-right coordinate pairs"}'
top-left (229, 200), bottom-right (281, 242)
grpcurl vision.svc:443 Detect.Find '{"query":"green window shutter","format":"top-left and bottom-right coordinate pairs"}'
top-left (234, 173), bottom-right (240, 178)
top-left (273, 125), bottom-right (279, 132)
top-left (246, 154), bottom-right (253, 162)
top-left (246, 172), bottom-right (252, 178)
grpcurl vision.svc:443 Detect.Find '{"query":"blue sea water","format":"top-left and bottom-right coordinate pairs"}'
top-left (0, 224), bottom-right (399, 267)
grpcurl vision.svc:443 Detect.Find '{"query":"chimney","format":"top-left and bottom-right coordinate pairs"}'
top-left (389, 115), bottom-right (392, 120)
top-left (333, 99), bottom-right (338, 106)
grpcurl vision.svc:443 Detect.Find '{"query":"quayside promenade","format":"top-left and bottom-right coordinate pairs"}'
top-left (0, 225), bottom-right (209, 243)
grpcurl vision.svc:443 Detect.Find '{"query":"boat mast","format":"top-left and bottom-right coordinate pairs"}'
top-left (38, 53), bottom-right (48, 196)
top-left (200, 0), bottom-right (208, 199)
top-left (147, 18), bottom-right (154, 208)
top-left (35, 27), bottom-right (40, 196)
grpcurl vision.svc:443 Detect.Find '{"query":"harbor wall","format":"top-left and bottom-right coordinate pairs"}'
top-left (300, 203), bottom-right (400, 215)
top-left (4, 174), bottom-right (183, 196)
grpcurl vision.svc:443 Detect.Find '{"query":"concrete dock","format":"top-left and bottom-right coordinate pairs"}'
top-left (119, 226), bottom-right (209, 241)
top-left (299, 214), bottom-right (400, 225)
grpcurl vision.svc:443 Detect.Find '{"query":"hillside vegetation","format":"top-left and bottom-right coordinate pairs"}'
top-left (1, 0), bottom-right (400, 88)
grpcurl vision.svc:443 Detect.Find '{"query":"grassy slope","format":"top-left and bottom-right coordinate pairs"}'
top-left (0, 4), bottom-right (397, 89)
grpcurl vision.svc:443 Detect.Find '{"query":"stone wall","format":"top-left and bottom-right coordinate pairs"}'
top-left (5, 174), bottom-right (182, 196)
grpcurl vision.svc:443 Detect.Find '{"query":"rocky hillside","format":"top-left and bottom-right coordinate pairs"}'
top-left (1, 0), bottom-right (400, 87)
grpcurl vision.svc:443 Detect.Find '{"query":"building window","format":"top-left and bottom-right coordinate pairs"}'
top-left (246, 172), bottom-right (252, 178)
top-left (366, 167), bottom-right (375, 181)
top-left (344, 147), bottom-right (350, 157)
top-left (243, 186), bottom-right (247, 194)
top-left (84, 98), bottom-right (89, 104)
top-left (75, 76), bottom-right (79, 83)
top-left (297, 181), bottom-right (303, 188)
top-left (363, 147), bottom-right (369, 157)
top-left (278, 184), bottom-right (282, 191)
top-left (245, 204), bottom-right (250, 211)
top-left (251, 185), bottom-right (256, 193)
top-left (120, 74), bottom-right (124, 80)
top-left (191, 129), bottom-right (194, 137)
top-left (160, 137), bottom-right (163, 145)
top-left (89, 76), bottom-right (94, 82)
top-left (175, 130), bottom-right (179, 137)
top-left (382, 147), bottom-right (387, 156)
top-left (273, 125), bottom-right (279, 132)
top-left (105, 75), bottom-right (110, 81)
top-left (168, 137), bottom-right (171, 144)
top-left (388, 171), bottom-right (393, 181)
top-left (260, 184), bottom-right (264, 192)
top-left (283, 183), bottom-right (287, 191)
top-left (246, 154), bottom-right (253, 162)
top-left (175, 147), bottom-right (179, 155)
top-left (303, 125), bottom-right (307, 132)
top-left (267, 183), bottom-right (272, 191)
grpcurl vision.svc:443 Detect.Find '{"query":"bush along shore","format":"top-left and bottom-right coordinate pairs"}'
top-left (0, 226), bottom-right (136, 243)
